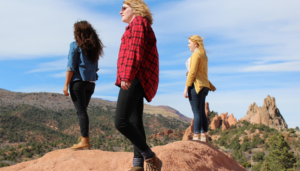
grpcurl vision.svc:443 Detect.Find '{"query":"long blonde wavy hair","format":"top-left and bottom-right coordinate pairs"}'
top-left (189, 35), bottom-right (207, 58)
top-left (123, 0), bottom-right (153, 25)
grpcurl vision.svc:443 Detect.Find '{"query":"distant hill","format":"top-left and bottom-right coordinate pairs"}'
top-left (0, 88), bottom-right (190, 167)
top-left (0, 88), bottom-right (191, 122)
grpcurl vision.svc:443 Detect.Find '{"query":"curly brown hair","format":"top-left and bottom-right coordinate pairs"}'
top-left (74, 21), bottom-right (104, 63)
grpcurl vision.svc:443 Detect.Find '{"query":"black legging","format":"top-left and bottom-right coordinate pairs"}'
top-left (115, 78), bottom-right (149, 158)
top-left (70, 80), bottom-right (95, 137)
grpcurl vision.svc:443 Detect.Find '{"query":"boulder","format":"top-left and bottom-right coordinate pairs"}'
top-left (182, 119), bottom-right (194, 140)
top-left (0, 141), bottom-right (246, 171)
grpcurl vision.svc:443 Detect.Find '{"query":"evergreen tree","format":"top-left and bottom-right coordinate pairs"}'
top-left (267, 134), bottom-right (296, 170)
top-left (260, 158), bottom-right (271, 171)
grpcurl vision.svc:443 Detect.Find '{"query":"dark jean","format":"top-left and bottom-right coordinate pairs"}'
top-left (70, 80), bottom-right (95, 137)
top-left (188, 85), bottom-right (209, 134)
top-left (115, 78), bottom-right (148, 159)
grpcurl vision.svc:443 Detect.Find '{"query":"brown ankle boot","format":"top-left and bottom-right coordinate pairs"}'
top-left (71, 136), bottom-right (90, 150)
top-left (145, 153), bottom-right (162, 171)
top-left (127, 167), bottom-right (144, 171)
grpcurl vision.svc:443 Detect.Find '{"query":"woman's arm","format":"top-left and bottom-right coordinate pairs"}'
top-left (63, 71), bottom-right (74, 96)
top-left (183, 86), bottom-right (189, 98)
top-left (64, 42), bottom-right (78, 96)
top-left (121, 18), bottom-right (146, 84)
top-left (186, 52), bottom-right (200, 87)
top-left (184, 52), bottom-right (200, 98)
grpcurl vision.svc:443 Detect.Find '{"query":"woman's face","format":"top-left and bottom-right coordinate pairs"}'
top-left (120, 4), bottom-right (135, 24)
top-left (188, 39), bottom-right (198, 52)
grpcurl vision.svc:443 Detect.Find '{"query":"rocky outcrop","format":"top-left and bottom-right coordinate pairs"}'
top-left (205, 102), bottom-right (210, 119)
top-left (0, 141), bottom-right (246, 171)
top-left (183, 102), bottom-right (238, 136)
top-left (210, 112), bottom-right (237, 131)
top-left (228, 113), bottom-right (237, 126)
top-left (149, 129), bottom-right (184, 140)
top-left (182, 119), bottom-right (194, 141)
top-left (244, 95), bottom-right (288, 130)
top-left (211, 115), bottom-right (222, 130)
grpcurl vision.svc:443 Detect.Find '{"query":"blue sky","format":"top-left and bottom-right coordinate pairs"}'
top-left (0, 0), bottom-right (299, 128)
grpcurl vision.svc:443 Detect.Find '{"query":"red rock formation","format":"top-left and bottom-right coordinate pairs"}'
top-left (243, 95), bottom-right (288, 130)
top-left (0, 141), bottom-right (246, 171)
top-left (221, 117), bottom-right (231, 131)
top-left (228, 113), bottom-right (237, 126)
top-left (211, 115), bottom-right (221, 130)
top-left (182, 119), bottom-right (194, 140)
top-left (219, 112), bottom-right (228, 120)
top-left (182, 103), bottom-right (238, 137)
top-left (205, 102), bottom-right (210, 119)
top-left (149, 129), bottom-right (174, 139)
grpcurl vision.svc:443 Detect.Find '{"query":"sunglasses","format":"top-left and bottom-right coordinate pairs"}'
top-left (121, 6), bottom-right (128, 11)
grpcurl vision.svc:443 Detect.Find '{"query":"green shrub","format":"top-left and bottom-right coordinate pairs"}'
top-left (253, 151), bottom-right (265, 162)
top-left (241, 162), bottom-right (251, 168)
top-left (0, 162), bottom-right (10, 168)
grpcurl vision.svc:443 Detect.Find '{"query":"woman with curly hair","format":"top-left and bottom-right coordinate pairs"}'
top-left (184, 35), bottom-right (216, 142)
top-left (114, 0), bottom-right (161, 171)
top-left (63, 20), bottom-right (104, 150)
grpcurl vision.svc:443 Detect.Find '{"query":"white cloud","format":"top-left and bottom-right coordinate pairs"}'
top-left (160, 70), bottom-right (187, 78)
top-left (98, 69), bottom-right (114, 74)
top-left (242, 61), bottom-right (300, 72)
top-left (27, 59), bottom-right (67, 73)
top-left (0, 0), bottom-right (124, 59)
top-left (154, 0), bottom-right (300, 63)
top-left (94, 82), bottom-right (119, 93)
top-left (209, 61), bottom-right (300, 73)
top-left (50, 72), bottom-right (66, 78)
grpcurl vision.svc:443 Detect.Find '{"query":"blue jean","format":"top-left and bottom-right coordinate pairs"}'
top-left (188, 85), bottom-right (209, 134)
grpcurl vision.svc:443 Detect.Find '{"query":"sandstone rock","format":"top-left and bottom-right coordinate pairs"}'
top-left (210, 115), bottom-right (221, 130)
top-left (228, 113), bottom-right (237, 126)
top-left (205, 102), bottom-right (210, 119)
top-left (149, 129), bottom-right (174, 139)
top-left (182, 119), bottom-right (194, 140)
top-left (219, 112), bottom-right (228, 120)
top-left (0, 141), bottom-right (246, 171)
top-left (244, 95), bottom-right (288, 130)
top-left (221, 117), bottom-right (231, 131)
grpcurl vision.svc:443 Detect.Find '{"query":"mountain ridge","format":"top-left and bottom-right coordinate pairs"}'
top-left (0, 88), bottom-right (191, 122)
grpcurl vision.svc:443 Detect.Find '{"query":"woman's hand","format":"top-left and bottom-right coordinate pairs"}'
top-left (63, 85), bottom-right (69, 96)
top-left (63, 71), bottom-right (73, 96)
top-left (121, 81), bottom-right (131, 90)
top-left (183, 86), bottom-right (189, 98)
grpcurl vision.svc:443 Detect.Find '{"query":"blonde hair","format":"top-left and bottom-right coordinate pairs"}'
top-left (124, 0), bottom-right (153, 25)
top-left (189, 35), bottom-right (207, 58)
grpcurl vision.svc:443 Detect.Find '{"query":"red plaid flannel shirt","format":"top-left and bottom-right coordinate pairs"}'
top-left (115, 16), bottom-right (159, 102)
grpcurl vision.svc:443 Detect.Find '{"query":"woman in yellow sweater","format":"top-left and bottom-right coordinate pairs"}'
top-left (184, 35), bottom-right (216, 142)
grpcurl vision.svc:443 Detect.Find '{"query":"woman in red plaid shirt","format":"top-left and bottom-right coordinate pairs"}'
top-left (114, 0), bottom-right (161, 171)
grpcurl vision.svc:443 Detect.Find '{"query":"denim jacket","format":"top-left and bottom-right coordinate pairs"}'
top-left (67, 41), bottom-right (99, 82)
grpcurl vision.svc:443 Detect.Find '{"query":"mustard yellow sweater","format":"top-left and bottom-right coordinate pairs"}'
top-left (186, 50), bottom-right (216, 93)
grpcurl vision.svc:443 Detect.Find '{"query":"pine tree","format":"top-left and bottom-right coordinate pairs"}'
top-left (260, 158), bottom-right (271, 171)
top-left (267, 134), bottom-right (296, 170)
